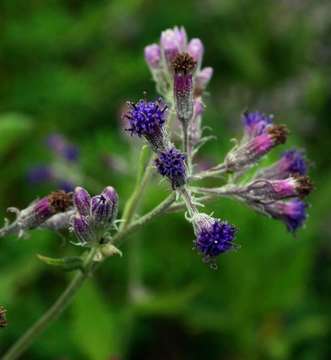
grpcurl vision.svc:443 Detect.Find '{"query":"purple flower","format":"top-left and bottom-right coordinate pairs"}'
top-left (155, 147), bottom-right (186, 189)
top-left (144, 44), bottom-right (161, 69)
top-left (265, 199), bottom-right (307, 232)
top-left (194, 214), bottom-right (237, 260)
top-left (225, 125), bottom-right (288, 172)
top-left (242, 111), bottom-right (273, 139)
top-left (256, 149), bottom-right (308, 180)
top-left (246, 175), bottom-right (313, 201)
top-left (16, 191), bottom-right (73, 232)
top-left (124, 98), bottom-right (168, 151)
top-left (269, 176), bottom-right (313, 199)
top-left (281, 150), bottom-right (307, 175)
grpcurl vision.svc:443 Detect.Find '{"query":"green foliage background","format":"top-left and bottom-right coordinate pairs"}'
top-left (0, 0), bottom-right (331, 359)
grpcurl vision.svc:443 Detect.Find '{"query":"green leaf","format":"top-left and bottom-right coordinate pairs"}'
top-left (0, 113), bottom-right (33, 157)
top-left (37, 254), bottom-right (84, 272)
top-left (72, 282), bottom-right (118, 360)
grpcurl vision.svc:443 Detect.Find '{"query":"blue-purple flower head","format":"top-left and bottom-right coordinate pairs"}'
top-left (46, 133), bottom-right (79, 162)
top-left (280, 149), bottom-right (307, 175)
top-left (193, 214), bottom-right (237, 262)
top-left (124, 98), bottom-right (168, 151)
top-left (266, 198), bottom-right (307, 232)
top-left (242, 111), bottom-right (273, 139)
top-left (155, 147), bottom-right (186, 189)
top-left (73, 186), bottom-right (119, 245)
top-left (256, 148), bottom-right (308, 180)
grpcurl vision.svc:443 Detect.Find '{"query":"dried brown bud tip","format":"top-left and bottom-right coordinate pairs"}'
top-left (48, 191), bottom-right (73, 213)
top-left (295, 175), bottom-right (314, 197)
top-left (268, 125), bottom-right (289, 145)
top-left (172, 52), bottom-right (197, 75)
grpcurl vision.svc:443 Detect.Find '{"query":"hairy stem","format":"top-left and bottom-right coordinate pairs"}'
top-left (113, 192), bottom-right (177, 244)
top-left (190, 164), bottom-right (228, 180)
top-left (182, 123), bottom-right (193, 176)
top-left (2, 247), bottom-right (97, 360)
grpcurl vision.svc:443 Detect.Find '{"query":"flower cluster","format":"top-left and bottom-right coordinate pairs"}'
top-left (123, 96), bottom-right (187, 189)
top-left (202, 110), bottom-right (313, 233)
top-left (72, 186), bottom-right (118, 245)
top-left (144, 26), bottom-right (213, 150)
top-left (0, 26), bottom-right (314, 272)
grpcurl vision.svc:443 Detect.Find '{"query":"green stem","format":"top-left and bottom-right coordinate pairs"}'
top-left (120, 152), bottom-right (153, 231)
top-left (113, 192), bottom-right (176, 244)
top-left (2, 247), bottom-right (97, 360)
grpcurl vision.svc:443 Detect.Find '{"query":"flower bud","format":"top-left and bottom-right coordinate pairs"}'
top-left (245, 175), bottom-right (313, 201)
top-left (91, 186), bottom-right (118, 228)
top-left (20, 191), bottom-right (73, 230)
top-left (264, 199), bottom-right (307, 232)
top-left (73, 214), bottom-right (95, 244)
top-left (225, 125), bottom-right (288, 172)
top-left (242, 111), bottom-right (272, 139)
top-left (144, 44), bottom-right (161, 69)
top-left (256, 149), bottom-right (307, 180)
top-left (194, 67), bottom-right (213, 96)
top-left (100, 186), bottom-right (119, 225)
top-left (187, 38), bottom-right (204, 68)
top-left (172, 53), bottom-right (197, 125)
top-left (74, 186), bottom-right (91, 216)
top-left (155, 147), bottom-right (186, 189)
top-left (71, 186), bottom-right (119, 246)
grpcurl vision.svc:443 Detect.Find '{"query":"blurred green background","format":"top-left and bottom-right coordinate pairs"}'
top-left (1, 0), bottom-right (331, 359)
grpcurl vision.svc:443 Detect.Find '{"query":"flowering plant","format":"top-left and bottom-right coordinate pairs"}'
top-left (0, 26), bottom-right (313, 359)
